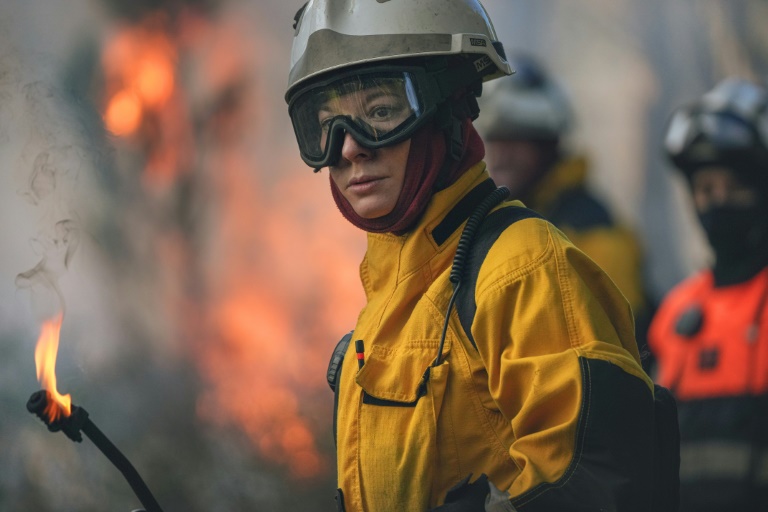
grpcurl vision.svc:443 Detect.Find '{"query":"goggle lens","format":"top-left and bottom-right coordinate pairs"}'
top-left (289, 70), bottom-right (429, 168)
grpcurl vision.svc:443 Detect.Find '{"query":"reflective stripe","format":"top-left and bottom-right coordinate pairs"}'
top-left (679, 441), bottom-right (751, 480)
top-left (680, 442), bottom-right (768, 483)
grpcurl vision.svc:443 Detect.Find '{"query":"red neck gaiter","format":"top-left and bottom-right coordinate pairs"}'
top-left (330, 119), bottom-right (485, 234)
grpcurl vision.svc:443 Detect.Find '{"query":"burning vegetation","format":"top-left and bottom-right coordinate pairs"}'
top-left (14, 1), bottom-right (364, 509)
top-left (92, 1), bottom-right (366, 482)
top-left (92, 6), bottom-right (362, 479)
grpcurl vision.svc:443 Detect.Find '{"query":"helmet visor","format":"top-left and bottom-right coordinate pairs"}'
top-left (667, 110), bottom-right (757, 157)
top-left (289, 69), bottom-right (434, 168)
top-left (697, 112), bottom-right (756, 149)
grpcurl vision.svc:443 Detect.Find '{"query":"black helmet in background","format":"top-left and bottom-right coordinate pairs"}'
top-left (665, 78), bottom-right (768, 191)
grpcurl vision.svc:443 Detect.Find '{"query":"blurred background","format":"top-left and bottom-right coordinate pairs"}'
top-left (1, 0), bottom-right (767, 510)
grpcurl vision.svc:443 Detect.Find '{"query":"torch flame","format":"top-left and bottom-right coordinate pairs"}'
top-left (34, 313), bottom-right (71, 422)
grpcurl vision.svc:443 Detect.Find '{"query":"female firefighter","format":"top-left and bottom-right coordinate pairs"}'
top-left (285, 1), bottom-right (656, 511)
top-left (650, 77), bottom-right (768, 512)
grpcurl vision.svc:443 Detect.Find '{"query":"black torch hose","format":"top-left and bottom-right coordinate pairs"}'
top-left (27, 391), bottom-right (163, 512)
top-left (80, 419), bottom-right (163, 512)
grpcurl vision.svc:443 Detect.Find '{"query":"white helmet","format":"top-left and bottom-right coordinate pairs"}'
top-left (287, 0), bottom-right (511, 97)
top-left (285, 0), bottom-right (513, 169)
top-left (475, 53), bottom-right (572, 141)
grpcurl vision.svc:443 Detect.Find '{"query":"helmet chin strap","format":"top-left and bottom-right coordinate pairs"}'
top-left (435, 87), bottom-right (482, 163)
top-left (422, 53), bottom-right (487, 162)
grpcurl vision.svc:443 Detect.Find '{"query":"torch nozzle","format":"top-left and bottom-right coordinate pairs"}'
top-left (27, 389), bottom-right (88, 442)
top-left (26, 389), bottom-right (49, 416)
top-left (27, 390), bottom-right (164, 512)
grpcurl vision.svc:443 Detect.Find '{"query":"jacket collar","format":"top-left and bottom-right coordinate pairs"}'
top-left (362, 162), bottom-right (495, 296)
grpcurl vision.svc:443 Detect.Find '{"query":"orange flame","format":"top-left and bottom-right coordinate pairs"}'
top-left (34, 313), bottom-right (71, 422)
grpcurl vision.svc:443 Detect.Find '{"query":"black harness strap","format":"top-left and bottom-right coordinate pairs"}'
top-left (454, 206), bottom-right (544, 349)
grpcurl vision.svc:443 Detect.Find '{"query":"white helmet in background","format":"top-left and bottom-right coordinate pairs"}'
top-left (475, 53), bottom-right (572, 141)
top-left (285, 0), bottom-right (513, 169)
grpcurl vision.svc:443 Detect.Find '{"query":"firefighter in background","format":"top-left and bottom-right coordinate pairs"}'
top-left (650, 77), bottom-right (768, 511)
top-left (475, 54), bottom-right (647, 313)
top-left (475, 55), bottom-right (651, 367)
top-left (286, 1), bottom-right (657, 510)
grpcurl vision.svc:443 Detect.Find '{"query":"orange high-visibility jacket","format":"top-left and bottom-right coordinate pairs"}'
top-left (335, 162), bottom-right (655, 511)
top-left (649, 268), bottom-right (768, 510)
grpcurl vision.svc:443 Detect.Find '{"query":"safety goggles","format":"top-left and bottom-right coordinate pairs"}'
top-left (288, 66), bottom-right (441, 169)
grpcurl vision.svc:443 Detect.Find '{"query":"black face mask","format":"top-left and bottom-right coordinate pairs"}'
top-left (698, 204), bottom-right (768, 284)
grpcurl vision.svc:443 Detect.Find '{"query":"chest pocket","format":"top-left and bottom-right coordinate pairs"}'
top-left (354, 342), bottom-right (450, 511)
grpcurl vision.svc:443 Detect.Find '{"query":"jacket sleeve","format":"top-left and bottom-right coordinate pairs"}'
top-left (471, 221), bottom-right (655, 512)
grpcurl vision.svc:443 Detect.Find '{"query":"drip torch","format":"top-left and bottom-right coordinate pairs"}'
top-left (27, 390), bottom-right (165, 512)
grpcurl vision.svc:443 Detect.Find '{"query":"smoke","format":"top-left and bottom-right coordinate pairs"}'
top-left (3, 2), bottom-right (356, 509)
top-left (15, 219), bottom-right (80, 320)
top-left (10, 65), bottom-right (109, 326)
top-left (0, 21), bottom-right (122, 511)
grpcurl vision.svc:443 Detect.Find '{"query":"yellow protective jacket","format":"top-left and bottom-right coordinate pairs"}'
top-left (525, 156), bottom-right (646, 314)
top-left (334, 162), bottom-right (655, 511)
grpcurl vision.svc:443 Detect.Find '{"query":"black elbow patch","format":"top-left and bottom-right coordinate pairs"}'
top-left (511, 357), bottom-right (655, 512)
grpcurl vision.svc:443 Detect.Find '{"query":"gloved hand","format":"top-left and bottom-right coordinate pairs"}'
top-left (429, 473), bottom-right (490, 512)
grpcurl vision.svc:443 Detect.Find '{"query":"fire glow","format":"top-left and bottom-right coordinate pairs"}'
top-left (101, 11), bottom-right (187, 189)
top-left (102, 14), bottom-right (176, 137)
top-left (33, 313), bottom-right (71, 423)
top-left (96, 6), bottom-right (367, 481)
